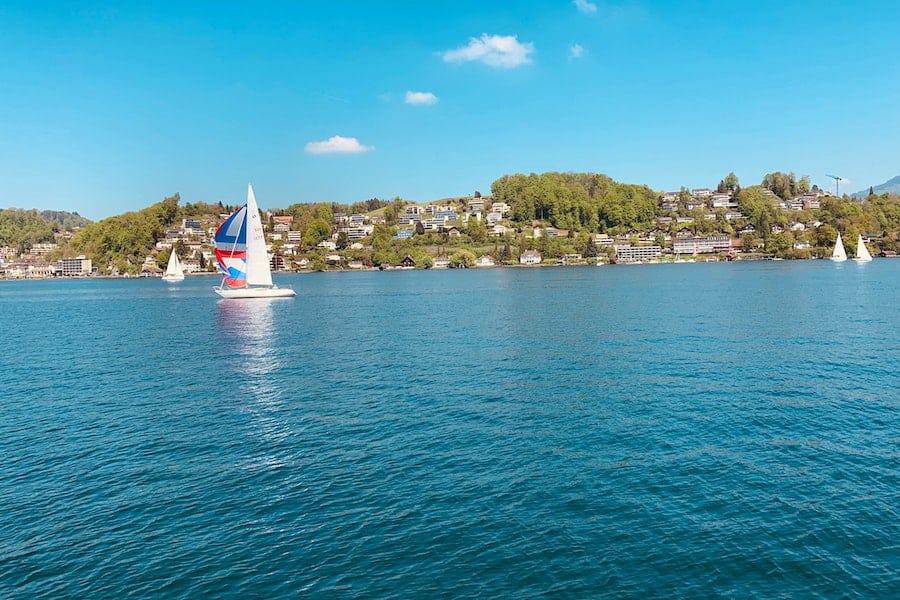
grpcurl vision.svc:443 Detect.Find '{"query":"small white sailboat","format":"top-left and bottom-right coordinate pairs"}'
top-left (214, 184), bottom-right (295, 298)
top-left (161, 250), bottom-right (185, 282)
top-left (854, 234), bottom-right (873, 262)
top-left (830, 232), bottom-right (847, 262)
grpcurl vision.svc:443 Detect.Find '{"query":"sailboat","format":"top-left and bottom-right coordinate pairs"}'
top-left (830, 232), bottom-right (847, 262)
top-left (214, 184), bottom-right (295, 298)
top-left (161, 250), bottom-right (185, 282)
top-left (854, 234), bottom-right (873, 262)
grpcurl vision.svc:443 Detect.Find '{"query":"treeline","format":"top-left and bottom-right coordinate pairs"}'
top-left (0, 209), bottom-right (56, 250)
top-left (40, 210), bottom-right (91, 230)
top-left (488, 171), bottom-right (900, 252)
top-left (0, 208), bottom-right (90, 250)
top-left (491, 172), bottom-right (659, 232)
top-left (69, 194), bottom-right (180, 274)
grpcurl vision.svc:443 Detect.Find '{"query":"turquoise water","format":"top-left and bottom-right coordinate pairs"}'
top-left (2, 261), bottom-right (898, 598)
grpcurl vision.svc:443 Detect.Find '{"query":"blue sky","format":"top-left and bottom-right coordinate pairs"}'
top-left (2, 1), bottom-right (899, 220)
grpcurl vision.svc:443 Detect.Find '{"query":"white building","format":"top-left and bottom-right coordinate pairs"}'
top-left (58, 256), bottom-right (92, 276)
top-left (613, 245), bottom-right (662, 263)
top-left (673, 236), bottom-right (731, 255)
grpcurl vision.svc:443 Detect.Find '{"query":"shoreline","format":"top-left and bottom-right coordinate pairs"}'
top-left (2, 254), bottom-right (892, 282)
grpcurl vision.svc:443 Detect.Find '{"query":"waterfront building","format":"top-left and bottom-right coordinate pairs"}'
top-left (613, 245), bottom-right (662, 263)
top-left (58, 256), bottom-right (92, 276)
top-left (673, 236), bottom-right (731, 255)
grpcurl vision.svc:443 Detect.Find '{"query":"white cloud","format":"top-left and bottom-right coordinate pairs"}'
top-left (573, 0), bottom-right (598, 14)
top-left (405, 91), bottom-right (439, 106)
top-left (304, 136), bottom-right (373, 155)
top-left (441, 34), bottom-right (534, 69)
top-left (569, 43), bottom-right (586, 60)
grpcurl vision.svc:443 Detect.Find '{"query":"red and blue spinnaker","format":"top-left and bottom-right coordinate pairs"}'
top-left (214, 205), bottom-right (249, 288)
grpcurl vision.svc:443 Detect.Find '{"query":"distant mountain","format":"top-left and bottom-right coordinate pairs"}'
top-left (852, 175), bottom-right (900, 198)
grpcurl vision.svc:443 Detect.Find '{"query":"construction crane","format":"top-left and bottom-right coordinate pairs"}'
top-left (826, 174), bottom-right (844, 197)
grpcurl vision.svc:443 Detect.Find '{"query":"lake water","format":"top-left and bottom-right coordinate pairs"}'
top-left (2, 260), bottom-right (899, 598)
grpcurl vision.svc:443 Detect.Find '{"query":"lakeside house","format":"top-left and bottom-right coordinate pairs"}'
top-left (475, 256), bottom-right (496, 267)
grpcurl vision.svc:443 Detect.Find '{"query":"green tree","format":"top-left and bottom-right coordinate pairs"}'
top-left (724, 172), bottom-right (739, 192)
top-left (765, 232), bottom-right (794, 257)
top-left (303, 219), bottom-right (331, 249)
top-left (762, 171), bottom-right (800, 200)
top-left (449, 249), bottom-right (475, 268)
top-left (581, 233), bottom-right (598, 258)
top-left (466, 218), bottom-right (487, 243)
top-left (72, 194), bottom-right (181, 274)
top-left (0, 209), bottom-right (55, 247)
top-left (384, 197), bottom-right (405, 225)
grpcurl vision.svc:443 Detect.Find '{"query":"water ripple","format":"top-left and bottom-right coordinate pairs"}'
top-left (2, 265), bottom-right (900, 597)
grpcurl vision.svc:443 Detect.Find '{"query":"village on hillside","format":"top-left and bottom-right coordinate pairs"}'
top-left (1, 181), bottom-right (895, 279)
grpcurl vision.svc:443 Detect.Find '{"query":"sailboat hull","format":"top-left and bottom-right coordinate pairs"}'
top-left (162, 274), bottom-right (185, 282)
top-left (214, 287), bottom-right (296, 298)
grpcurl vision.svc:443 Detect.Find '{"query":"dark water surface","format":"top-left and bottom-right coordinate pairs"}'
top-left (2, 260), bottom-right (898, 598)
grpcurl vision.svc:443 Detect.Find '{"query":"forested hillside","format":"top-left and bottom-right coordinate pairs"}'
top-left (0, 209), bottom-right (56, 249)
top-left (40, 210), bottom-right (91, 229)
top-left (491, 172), bottom-right (659, 232)
top-left (70, 194), bottom-right (181, 273)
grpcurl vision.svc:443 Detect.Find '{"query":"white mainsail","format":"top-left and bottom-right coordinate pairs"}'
top-left (854, 234), bottom-right (873, 262)
top-left (244, 185), bottom-right (274, 287)
top-left (830, 232), bottom-right (847, 261)
top-left (162, 251), bottom-right (185, 281)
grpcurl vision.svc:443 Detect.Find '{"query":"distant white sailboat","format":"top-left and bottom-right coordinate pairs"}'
top-left (854, 234), bottom-right (873, 262)
top-left (162, 251), bottom-right (185, 282)
top-left (214, 184), bottom-right (295, 298)
top-left (830, 232), bottom-right (847, 262)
